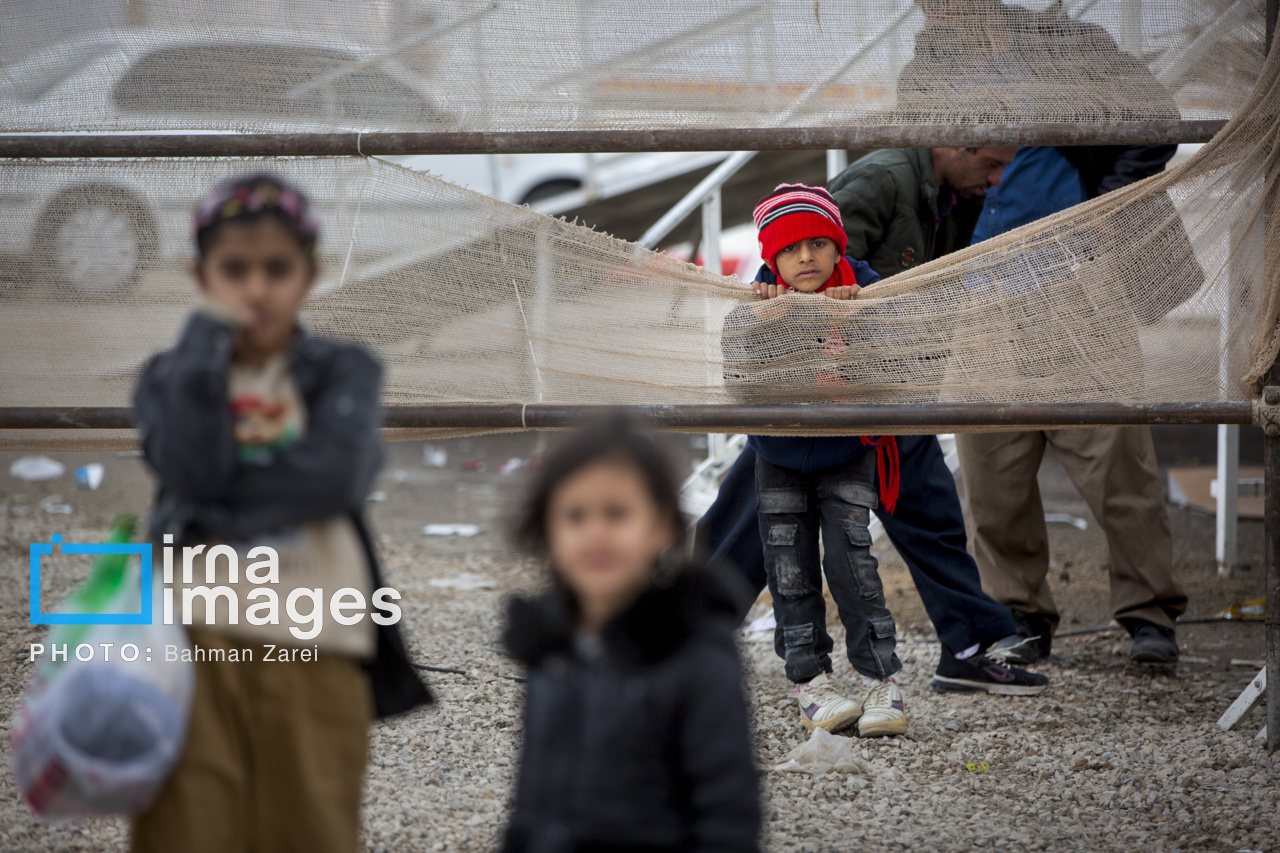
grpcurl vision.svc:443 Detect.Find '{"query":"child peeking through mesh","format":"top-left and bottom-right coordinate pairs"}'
top-left (723, 184), bottom-right (907, 737)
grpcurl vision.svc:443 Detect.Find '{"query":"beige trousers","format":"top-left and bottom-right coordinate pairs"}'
top-left (132, 630), bottom-right (373, 853)
top-left (956, 426), bottom-right (1186, 632)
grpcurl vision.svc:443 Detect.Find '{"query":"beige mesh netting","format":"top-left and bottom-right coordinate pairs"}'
top-left (0, 1), bottom-right (1277, 450)
top-left (0, 0), bottom-right (1265, 132)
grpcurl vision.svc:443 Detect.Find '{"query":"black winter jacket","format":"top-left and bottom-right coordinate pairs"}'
top-left (133, 311), bottom-right (432, 718)
top-left (1058, 145), bottom-right (1177, 199)
top-left (502, 565), bottom-right (760, 853)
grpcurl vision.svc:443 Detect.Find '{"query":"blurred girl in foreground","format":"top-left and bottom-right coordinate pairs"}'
top-left (502, 414), bottom-right (760, 853)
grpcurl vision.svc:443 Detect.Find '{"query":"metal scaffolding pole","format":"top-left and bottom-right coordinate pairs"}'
top-left (0, 121), bottom-right (1226, 160)
top-left (0, 401), bottom-right (1254, 432)
top-left (1264, 0), bottom-right (1278, 755)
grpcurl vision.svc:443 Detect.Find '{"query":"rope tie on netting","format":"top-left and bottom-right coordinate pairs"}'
top-left (512, 279), bottom-right (546, 402)
top-left (336, 157), bottom-right (370, 291)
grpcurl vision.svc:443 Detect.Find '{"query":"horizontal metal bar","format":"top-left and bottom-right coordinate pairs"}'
top-left (0, 401), bottom-right (1253, 431)
top-left (0, 120), bottom-right (1225, 158)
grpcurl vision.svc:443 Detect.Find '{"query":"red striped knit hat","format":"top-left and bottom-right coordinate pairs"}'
top-left (753, 184), bottom-right (848, 274)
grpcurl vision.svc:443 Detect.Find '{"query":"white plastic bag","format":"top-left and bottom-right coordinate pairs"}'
top-left (773, 727), bottom-right (881, 776)
top-left (11, 523), bottom-right (193, 818)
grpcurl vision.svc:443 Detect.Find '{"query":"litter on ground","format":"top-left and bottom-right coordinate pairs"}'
top-left (427, 573), bottom-right (497, 591)
top-left (74, 464), bottom-right (104, 490)
top-left (1215, 598), bottom-right (1264, 620)
top-left (9, 457), bottom-right (65, 482)
top-left (773, 727), bottom-right (882, 776)
top-left (39, 496), bottom-right (72, 515)
top-left (423, 524), bottom-right (482, 537)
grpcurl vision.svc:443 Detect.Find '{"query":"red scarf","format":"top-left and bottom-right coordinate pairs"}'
top-left (860, 436), bottom-right (900, 514)
top-left (781, 258), bottom-right (900, 513)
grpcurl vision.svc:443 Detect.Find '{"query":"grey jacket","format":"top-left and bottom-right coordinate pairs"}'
top-left (133, 312), bottom-right (432, 718)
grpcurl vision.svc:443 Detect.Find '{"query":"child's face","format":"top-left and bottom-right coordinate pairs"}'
top-left (774, 238), bottom-right (840, 292)
top-left (196, 218), bottom-right (316, 360)
top-left (546, 460), bottom-right (675, 621)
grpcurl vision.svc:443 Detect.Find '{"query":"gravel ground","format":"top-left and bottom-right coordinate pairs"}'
top-left (0, 435), bottom-right (1275, 852)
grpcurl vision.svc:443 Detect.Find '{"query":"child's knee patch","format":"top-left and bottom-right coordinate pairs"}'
top-left (758, 489), bottom-right (807, 514)
top-left (772, 553), bottom-right (809, 598)
top-left (831, 481), bottom-right (878, 509)
top-left (766, 523), bottom-right (798, 546)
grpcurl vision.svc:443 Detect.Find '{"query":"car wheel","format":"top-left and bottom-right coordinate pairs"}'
top-left (519, 179), bottom-right (582, 206)
top-left (35, 187), bottom-right (156, 296)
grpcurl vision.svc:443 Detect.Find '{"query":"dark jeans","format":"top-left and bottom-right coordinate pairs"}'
top-left (757, 452), bottom-right (901, 683)
top-left (697, 435), bottom-right (1017, 657)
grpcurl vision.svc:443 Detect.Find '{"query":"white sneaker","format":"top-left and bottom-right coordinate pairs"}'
top-left (857, 677), bottom-right (907, 737)
top-left (796, 673), bottom-right (862, 733)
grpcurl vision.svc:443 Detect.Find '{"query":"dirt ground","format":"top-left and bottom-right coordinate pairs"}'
top-left (0, 430), bottom-right (1274, 852)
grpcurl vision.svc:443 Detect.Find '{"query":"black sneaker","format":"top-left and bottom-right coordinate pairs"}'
top-left (988, 610), bottom-right (1053, 664)
top-left (1128, 621), bottom-right (1178, 664)
top-left (930, 645), bottom-right (1050, 696)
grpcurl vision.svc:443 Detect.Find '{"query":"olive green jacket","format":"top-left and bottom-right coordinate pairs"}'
top-left (827, 147), bottom-right (984, 279)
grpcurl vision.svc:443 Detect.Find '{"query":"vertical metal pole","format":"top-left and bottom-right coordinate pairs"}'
top-left (1268, 0), bottom-right (1278, 55)
top-left (1266, 0), bottom-right (1279, 755)
top-left (1121, 0), bottom-right (1143, 57)
top-left (1266, 387), bottom-right (1278, 732)
top-left (1217, 424), bottom-right (1240, 576)
top-left (826, 149), bottom-right (849, 183)
top-left (700, 187), bottom-right (723, 463)
top-left (701, 188), bottom-right (722, 276)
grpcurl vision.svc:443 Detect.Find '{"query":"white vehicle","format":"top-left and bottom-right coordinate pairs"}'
top-left (386, 151), bottom-right (730, 212)
top-left (0, 30), bottom-right (729, 296)
top-left (0, 30), bottom-right (447, 296)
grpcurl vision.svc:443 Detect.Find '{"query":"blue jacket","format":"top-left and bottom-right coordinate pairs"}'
top-left (734, 257), bottom-right (882, 473)
top-left (973, 146), bottom-right (1088, 242)
top-left (974, 144), bottom-right (1177, 242)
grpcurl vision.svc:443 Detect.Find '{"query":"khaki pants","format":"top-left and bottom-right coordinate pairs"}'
top-left (132, 631), bottom-right (374, 853)
top-left (955, 426), bottom-right (1186, 633)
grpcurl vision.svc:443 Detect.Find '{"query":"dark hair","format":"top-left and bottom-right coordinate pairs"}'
top-left (194, 172), bottom-right (319, 259)
top-left (513, 412), bottom-right (686, 557)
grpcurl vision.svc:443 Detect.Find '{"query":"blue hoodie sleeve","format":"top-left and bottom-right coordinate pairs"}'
top-left (849, 257), bottom-right (880, 286)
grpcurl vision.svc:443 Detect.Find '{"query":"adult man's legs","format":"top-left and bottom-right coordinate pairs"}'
top-left (879, 435), bottom-right (1017, 653)
top-left (1044, 427), bottom-right (1187, 633)
top-left (955, 430), bottom-right (1058, 662)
